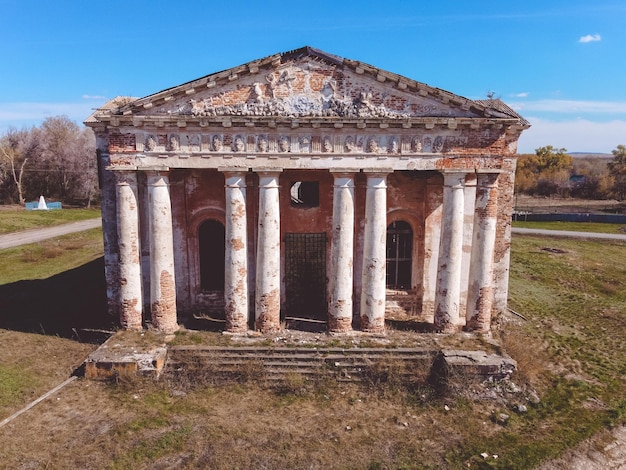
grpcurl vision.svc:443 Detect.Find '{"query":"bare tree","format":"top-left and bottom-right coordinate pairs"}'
top-left (608, 144), bottom-right (626, 200)
top-left (33, 116), bottom-right (97, 205)
top-left (0, 128), bottom-right (39, 204)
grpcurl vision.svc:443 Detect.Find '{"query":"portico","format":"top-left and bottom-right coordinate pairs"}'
top-left (87, 46), bottom-right (528, 336)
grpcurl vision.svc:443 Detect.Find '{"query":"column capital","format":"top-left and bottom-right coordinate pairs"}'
top-left (222, 171), bottom-right (248, 189)
top-left (106, 165), bottom-right (138, 172)
top-left (362, 168), bottom-right (393, 175)
top-left (476, 171), bottom-right (500, 188)
top-left (442, 171), bottom-right (467, 188)
top-left (253, 168), bottom-right (283, 174)
top-left (113, 170), bottom-right (138, 185)
top-left (140, 166), bottom-right (170, 172)
top-left (219, 167), bottom-right (249, 174)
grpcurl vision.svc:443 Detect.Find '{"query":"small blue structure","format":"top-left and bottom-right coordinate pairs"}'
top-left (25, 196), bottom-right (62, 210)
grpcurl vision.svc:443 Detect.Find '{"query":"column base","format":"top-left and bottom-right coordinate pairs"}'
top-left (149, 322), bottom-right (180, 335)
top-left (328, 316), bottom-right (353, 334)
top-left (463, 320), bottom-right (491, 336)
top-left (255, 312), bottom-right (281, 333)
top-left (360, 315), bottom-right (385, 334)
top-left (435, 323), bottom-right (461, 334)
top-left (225, 313), bottom-right (248, 334)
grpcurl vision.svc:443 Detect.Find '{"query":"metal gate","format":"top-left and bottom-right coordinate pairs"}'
top-left (284, 233), bottom-right (327, 320)
top-left (386, 221), bottom-right (413, 289)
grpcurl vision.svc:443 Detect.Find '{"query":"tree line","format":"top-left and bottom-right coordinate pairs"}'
top-left (2, 117), bottom-right (626, 207)
top-left (0, 116), bottom-right (98, 206)
top-left (515, 145), bottom-right (626, 200)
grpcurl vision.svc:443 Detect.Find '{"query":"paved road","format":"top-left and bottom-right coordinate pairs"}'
top-left (0, 218), bottom-right (102, 249)
top-left (512, 226), bottom-right (626, 241)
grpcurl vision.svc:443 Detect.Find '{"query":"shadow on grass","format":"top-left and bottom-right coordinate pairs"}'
top-left (0, 257), bottom-right (114, 342)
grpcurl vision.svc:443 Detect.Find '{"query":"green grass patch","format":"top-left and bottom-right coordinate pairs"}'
top-left (452, 235), bottom-right (626, 468)
top-left (0, 208), bottom-right (101, 234)
top-left (512, 220), bottom-right (626, 234)
top-left (0, 228), bottom-right (103, 285)
top-left (109, 424), bottom-right (192, 469)
top-left (0, 365), bottom-right (40, 412)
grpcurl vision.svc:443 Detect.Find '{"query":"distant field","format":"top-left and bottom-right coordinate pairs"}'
top-left (0, 207), bottom-right (101, 234)
top-left (513, 220), bottom-right (626, 234)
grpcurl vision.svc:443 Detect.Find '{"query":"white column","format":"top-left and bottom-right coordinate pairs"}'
top-left (421, 175), bottom-right (443, 322)
top-left (360, 171), bottom-right (389, 333)
top-left (329, 171), bottom-right (355, 333)
top-left (434, 171), bottom-right (466, 333)
top-left (255, 171), bottom-right (282, 332)
top-left (147, 171), bottom-right (178, 333)
top-left (223, 170), bottom-right (249, 333)
top-left (466, 172), bottom-right (500, 333)
top-left (459, 174), bottom-right (477, 322)
top-left (115, 170), bottom-right (143, 331)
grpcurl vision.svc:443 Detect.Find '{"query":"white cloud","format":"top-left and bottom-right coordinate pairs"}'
top-left (509, 99), bottom-right (626, 114)
top-left (512, 92), bottom-right (529, 98)
top-left (82, 94), bottom-right (107, 100)
top-left (579, 33), bottom-right (601, 43)
top-left (0, 100), bottom-right (106, 132)
top-left (517, 117), bottom-right (626, 154)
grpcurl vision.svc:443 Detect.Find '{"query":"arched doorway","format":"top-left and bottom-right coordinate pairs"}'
top-left (386, 220), bottom-right (413, 289)
top-left (198, 219), bottom-right (225, 292)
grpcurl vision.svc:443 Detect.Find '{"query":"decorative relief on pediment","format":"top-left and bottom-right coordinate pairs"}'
top-left (187, 88), bottom-right (413, 119)
top-left (170, 63), bottom-right (459, 120)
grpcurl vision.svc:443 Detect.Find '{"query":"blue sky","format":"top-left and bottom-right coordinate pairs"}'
top-left (1, 0), bottom-right (625, 154)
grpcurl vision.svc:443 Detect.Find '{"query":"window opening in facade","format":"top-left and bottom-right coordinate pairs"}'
top-left (290, 181), bottom-right (319, 207)
top-left (386, 221), bottom-right (413, 289)
top-left (199, 219), bottom-right (225, 291)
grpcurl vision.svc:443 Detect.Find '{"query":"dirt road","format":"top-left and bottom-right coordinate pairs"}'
top-left (0, 218), bottom-right (102, 249)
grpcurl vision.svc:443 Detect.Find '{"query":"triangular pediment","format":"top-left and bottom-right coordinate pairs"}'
top-left (107, 47), bottom-right (525, 125)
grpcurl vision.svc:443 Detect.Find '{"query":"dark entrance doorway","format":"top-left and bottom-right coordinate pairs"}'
top-left (284, 233), bottom-right (327, 322)
top-left (199, 219), bottom-right (225, 292)
top-left (386, 221), bottom-right (413, 289)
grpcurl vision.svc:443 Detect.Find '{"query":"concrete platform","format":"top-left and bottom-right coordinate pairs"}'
top-left (83, 329), bottom-right (517, 386)
top-left (85, 333), bottom-right (168, 379)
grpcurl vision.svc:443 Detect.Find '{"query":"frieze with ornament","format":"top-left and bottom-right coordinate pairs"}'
top-left (135, 132), bottom-right (466, 155)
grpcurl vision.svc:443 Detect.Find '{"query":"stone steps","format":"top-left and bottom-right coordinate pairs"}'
top-left (164, 346), bottom-right (437, 383)
top-left (84, 333), bottom-right (517, 387)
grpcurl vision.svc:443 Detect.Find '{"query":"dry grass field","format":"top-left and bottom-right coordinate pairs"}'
top-left (0, 206), bottom-right (625, 469)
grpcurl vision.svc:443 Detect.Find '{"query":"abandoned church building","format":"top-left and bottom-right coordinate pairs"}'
top-left (85, 46), bottom-right (529, 337)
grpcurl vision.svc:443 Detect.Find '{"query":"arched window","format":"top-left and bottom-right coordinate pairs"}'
top-left (199, 219), bottom-right (225, 291)
top-left (386, 221), bottom-right (412, 289)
